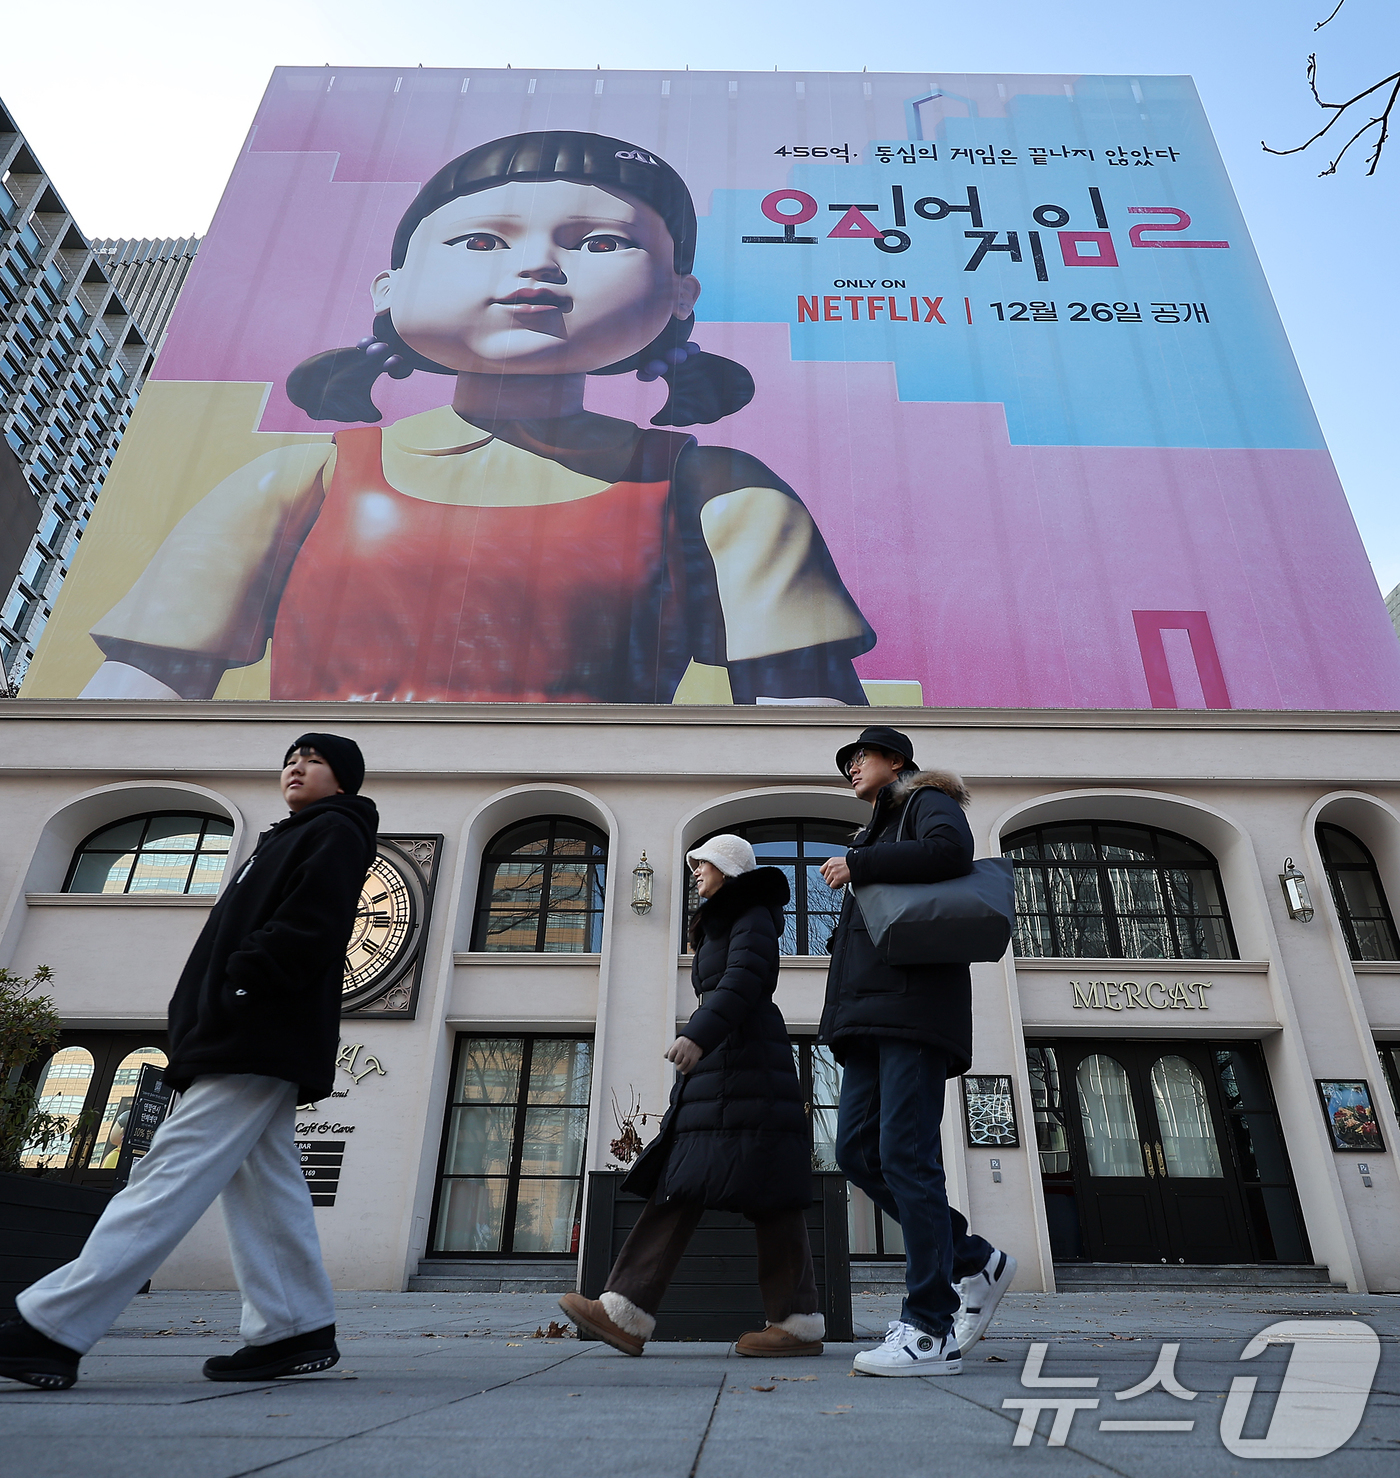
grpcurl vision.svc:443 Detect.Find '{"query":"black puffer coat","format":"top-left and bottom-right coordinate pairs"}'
top-left (818, 771), bottom-right (977, 1074)
top-left (164, 793), bottom-right (379, 1101)
top-left (623, 867), bottom-right (811, 1213)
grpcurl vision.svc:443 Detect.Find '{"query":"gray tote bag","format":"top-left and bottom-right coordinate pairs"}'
top-left (849, 800), bottom-right (1016, 965)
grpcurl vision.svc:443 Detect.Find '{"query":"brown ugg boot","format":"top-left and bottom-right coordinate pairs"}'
top-left (557, 1292), bottom-right (651, 1356)
top-left (735, 1313), bottom-right (826, 1357)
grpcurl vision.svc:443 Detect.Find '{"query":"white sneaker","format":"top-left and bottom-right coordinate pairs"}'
top-left (952, 1248), bottom-right (1017, 1354)
top-left (852, 1320), bottom-right (962, 1377)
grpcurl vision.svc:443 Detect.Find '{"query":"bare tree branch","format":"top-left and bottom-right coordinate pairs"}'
top-left (1264, 3), bottom-right (1399, 177)
top-left (1315, 0), bottom-right (1348, 33)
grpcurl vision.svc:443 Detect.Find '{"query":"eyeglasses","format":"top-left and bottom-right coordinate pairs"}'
top-left (844, 747), bottom-right (877, 774)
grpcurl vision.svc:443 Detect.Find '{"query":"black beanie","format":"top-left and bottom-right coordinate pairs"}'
top-left (284, 733), bottom-right (365, 795)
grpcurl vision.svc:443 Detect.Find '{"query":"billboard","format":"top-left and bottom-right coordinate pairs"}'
top-left (28, 67), bottom-right (1400, 709)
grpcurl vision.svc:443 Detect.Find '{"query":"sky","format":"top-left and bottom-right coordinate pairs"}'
top-left (3, 0), bottom-right (1396, 590)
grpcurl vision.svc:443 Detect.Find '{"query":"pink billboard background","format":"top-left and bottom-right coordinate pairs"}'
top-left (140, 67), bottom-right (1400, 711)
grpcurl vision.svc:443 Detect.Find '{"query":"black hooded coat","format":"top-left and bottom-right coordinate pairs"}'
top-left (818, 770), bottom-right (977, 1074)
top-left (622, 867), bottom-right (811, 1213)
top-left (163, 793), bottom-right (379, 1101)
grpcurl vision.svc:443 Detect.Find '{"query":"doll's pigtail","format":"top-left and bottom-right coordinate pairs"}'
top-left (286, 312), bottom-right (451, 423)
top-left (589, 314), bottom-right (755, 427)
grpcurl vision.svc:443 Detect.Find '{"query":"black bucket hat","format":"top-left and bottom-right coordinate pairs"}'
top-left (835, 726), bottom-right (920, 778)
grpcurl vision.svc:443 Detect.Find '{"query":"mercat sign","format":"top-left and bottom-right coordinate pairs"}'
top-left (1070, 979), bottom-right (1213, 1011)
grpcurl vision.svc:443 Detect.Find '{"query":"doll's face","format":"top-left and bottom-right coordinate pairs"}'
top-left (373, 179), bottom-right (699, 375)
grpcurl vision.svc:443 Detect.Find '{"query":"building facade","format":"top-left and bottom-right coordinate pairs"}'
top-left (90, 238), bottom-right (200, 349)
top-left (0, 99), bottom-right (163, 692)
top-left (2, 699), bottom-right (1398, 1296)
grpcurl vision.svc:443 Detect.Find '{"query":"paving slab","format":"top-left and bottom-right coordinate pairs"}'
top-left (1, 1288), bottom-right (1397, 1477)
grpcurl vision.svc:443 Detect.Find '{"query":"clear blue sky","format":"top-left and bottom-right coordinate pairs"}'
top-left (5, 0), bottom-right (1396, 590)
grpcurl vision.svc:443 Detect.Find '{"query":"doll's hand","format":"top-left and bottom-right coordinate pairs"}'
top-left (820, 856), bottom-right (852, 889)
top-left (665, 1037), bottom-right (703, 1074)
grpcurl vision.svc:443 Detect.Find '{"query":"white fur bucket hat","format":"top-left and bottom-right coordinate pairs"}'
top-left (686, 833), bottom-right (756, 878)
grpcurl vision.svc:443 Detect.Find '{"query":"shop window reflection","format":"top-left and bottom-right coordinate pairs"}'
top-left (1316, 824), bottom-right (1400, 962)
top-left (86, 1045), bottom-right (167, 1168)
top-left (432, 1035), bottom-right (592, 1256)
top-left (471, 819), bottom-right (606, 953)
top-left (1002, 822), bottom-right (1237, 960)
top-left (65, 813), bottom-right (233, 896)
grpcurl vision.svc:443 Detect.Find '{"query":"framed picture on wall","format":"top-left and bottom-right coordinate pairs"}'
top-left (962, 1075), bottom-right (1019, 1148)
top-left (1315, 1079), bottom-right (1386, 1152)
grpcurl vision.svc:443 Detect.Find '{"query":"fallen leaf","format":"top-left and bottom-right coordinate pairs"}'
top-left (985, 1355), bottom-right (1007, 1363)
top-left (770, 1375), bottom-right (818, 1381)
top-left (506, 1342), bottom-right (523, 1347)
top-left (751, 1385), bottom-right (775, 1392)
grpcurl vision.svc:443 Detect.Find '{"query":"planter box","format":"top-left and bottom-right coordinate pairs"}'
top-left (0, 1171), bottom-right (113, 1313)
top-left (579, 1171), bottom-right (853, 1342)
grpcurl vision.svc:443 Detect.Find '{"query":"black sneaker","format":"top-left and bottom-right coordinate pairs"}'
top-left (0, 1315), bottom-right (81, 1390)
top-left (202, 1324), bottom-right (339, 1381)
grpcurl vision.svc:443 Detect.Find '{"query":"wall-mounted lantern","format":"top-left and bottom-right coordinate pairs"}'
top-left (631, 852), bottom-right (654, 914)
top-left (1279, 858), bottom-right (1315, 923)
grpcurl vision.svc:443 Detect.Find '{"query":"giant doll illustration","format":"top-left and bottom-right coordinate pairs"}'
top-left (80, 132), bottom-right (875, 705)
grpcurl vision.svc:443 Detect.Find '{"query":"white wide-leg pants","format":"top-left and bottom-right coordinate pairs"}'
top-left (18, 1073), bottom-right (335, 1355)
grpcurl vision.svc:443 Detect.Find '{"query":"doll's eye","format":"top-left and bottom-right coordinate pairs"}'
top-left (580, 233), bottom-right (638, 253)
top-left (446, 232), bottom-right (508, 251)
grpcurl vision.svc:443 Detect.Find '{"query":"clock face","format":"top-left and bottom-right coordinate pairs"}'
top-left (343, 845), bottom-right (420, 1002)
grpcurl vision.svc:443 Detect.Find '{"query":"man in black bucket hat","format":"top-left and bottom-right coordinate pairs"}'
top-left (819, 727), bottom-right (1015, 1378)
top-left (1, 736), bottom-right (377, 1391)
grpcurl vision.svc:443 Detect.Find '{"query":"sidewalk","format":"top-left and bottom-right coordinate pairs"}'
top-left (2, 1288), bottom-right (1397, 1476)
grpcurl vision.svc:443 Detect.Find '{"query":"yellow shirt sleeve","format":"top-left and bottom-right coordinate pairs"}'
top-left (698, 486), bottom-right (871, 662)
top-left (91, 443), bottom-right (334, 663)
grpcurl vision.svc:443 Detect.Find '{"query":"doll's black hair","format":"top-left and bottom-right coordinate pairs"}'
top-left (286, 130), bottom-right (754, 428)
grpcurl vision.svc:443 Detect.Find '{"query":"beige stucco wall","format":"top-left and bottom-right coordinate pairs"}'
top-left (3, 699), bottom-right (1400, 1294)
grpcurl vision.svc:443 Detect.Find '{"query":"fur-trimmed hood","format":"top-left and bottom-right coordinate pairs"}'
top-left (891, 767), bottom-right (971, 809)
top-left (688, 865), bottom-right (790, 947)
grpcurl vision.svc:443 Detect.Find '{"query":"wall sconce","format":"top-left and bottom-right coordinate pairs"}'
top-left (631, 852), bottom-right (654, 914)
top-left (1279, 858), bottom-right (1314, 923)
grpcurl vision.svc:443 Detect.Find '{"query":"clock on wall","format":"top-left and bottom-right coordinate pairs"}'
top-left (341, 835), bottom-right (442, 1016)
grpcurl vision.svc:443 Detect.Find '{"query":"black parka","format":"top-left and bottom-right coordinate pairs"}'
top-left (818, 771), bottom-right (977, 1074)
top-left (623, 867), bottom-right (811, 1213)
top-left (164, 793), bottom-right (379, 1101)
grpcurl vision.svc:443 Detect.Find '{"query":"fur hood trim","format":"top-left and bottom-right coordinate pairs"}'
top-left (688, 864), bottom-right (789, 947)
top-left (893, 768), bottom-right (971, 809)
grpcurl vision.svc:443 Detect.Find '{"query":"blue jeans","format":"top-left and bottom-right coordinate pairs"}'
top-left (836, 1038), bottom-right (994, 1338)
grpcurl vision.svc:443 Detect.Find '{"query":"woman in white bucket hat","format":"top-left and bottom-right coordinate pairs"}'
top-left (560, 834), bottom-right (824, 1358)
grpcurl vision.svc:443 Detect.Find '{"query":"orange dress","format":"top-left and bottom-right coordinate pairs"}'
top-left (271, 426), bottom-right (695, 702)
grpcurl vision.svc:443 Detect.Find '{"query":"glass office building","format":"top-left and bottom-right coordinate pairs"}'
top-left (0, 99), bottom-right (197, 692)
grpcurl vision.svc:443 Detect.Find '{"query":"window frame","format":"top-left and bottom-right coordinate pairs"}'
top-left (1002, 820), bottom-right (1238, 961)
top-left (682, 817), bottom-right (855, 957)
top-left (470, 815), bottom-right (608, 954)
top-left (1316, 823), bottom-right (1400, 963)
top-left (428, 1032), bottom-right (593, 1258)
top-left (62, 810), bottom-right (234, 897)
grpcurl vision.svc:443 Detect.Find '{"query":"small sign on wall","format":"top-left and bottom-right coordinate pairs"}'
top-left (962, 1074), bottom-right (1019, 1148)
top-left (298, 1140), bottom-right (346, 1206)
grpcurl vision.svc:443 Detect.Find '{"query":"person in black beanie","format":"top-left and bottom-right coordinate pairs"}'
top-left (0, 735), bottom-right (377, 1391)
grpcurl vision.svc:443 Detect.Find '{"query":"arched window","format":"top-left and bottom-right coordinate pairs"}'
top-left (64, 813), bottom-right (234, 896)
top-left (683, 819), bottom-right (853, 955)
top-left (1001, 822), bottom-right (1236, 960)
top-left (1317, 824), bottom-right (1400, 962)
top-left (471, 817), bottom-right (607, 953)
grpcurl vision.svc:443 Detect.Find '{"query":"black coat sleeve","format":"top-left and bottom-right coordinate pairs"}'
top-left (680, 905), bottom-right (780, 1055)
top-left (224, 815), bottom-right (367, 995)
top-left (845, 789), bottom-right (974, 887)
